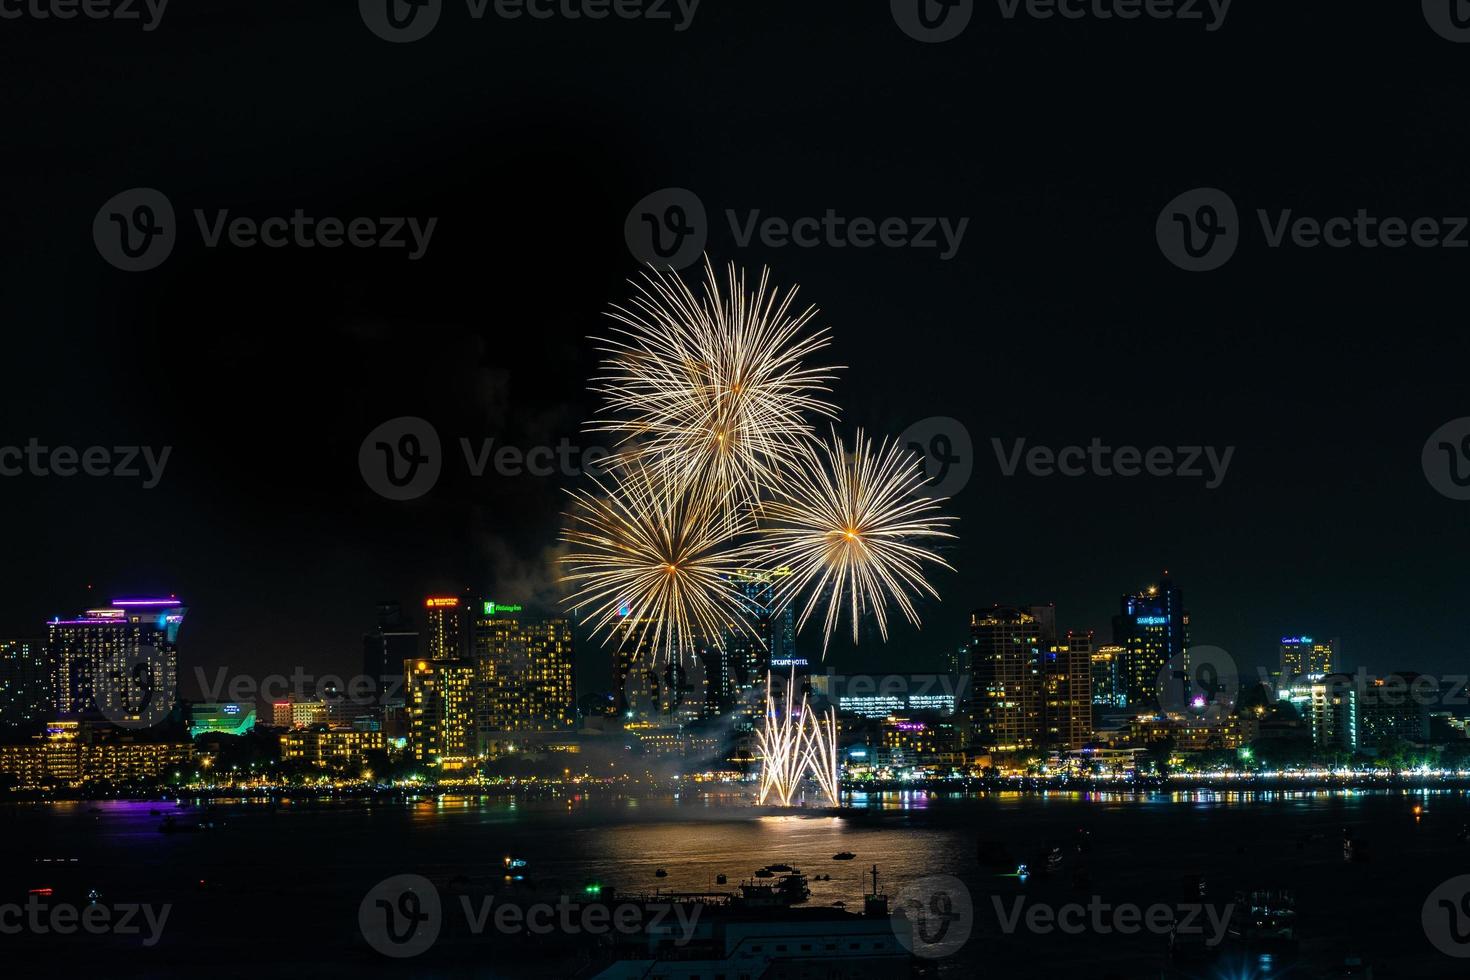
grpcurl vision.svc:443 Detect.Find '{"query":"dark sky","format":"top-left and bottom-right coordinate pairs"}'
top-left (3, 2), bottom-right (1468, 696)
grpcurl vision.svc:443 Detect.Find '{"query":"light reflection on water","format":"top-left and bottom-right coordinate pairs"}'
top-left (7, 788), bottom-right (1468, 976)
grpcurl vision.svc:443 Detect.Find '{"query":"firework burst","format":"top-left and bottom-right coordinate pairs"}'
top-left (560, 463), bottom-right (757, 662)
top-left (589, 259), bottom-right (842, 513)
top-left (758, 427), bottom-right (956, 654)
top-left (756, 671), bottom-right (841, 807)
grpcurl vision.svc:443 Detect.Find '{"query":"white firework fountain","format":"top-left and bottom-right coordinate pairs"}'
top-left (756, 669), bottom-right (841, 808)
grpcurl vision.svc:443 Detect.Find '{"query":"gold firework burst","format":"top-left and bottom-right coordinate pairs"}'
top-left (589, 259), bottom-right (842, 513)
top-left (560, 463), bottom-right (757, 662)
top-left (758, 427), bottom-right (956, 654)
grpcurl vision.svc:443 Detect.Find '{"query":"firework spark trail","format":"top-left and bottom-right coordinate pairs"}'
top-left (560, 462), bottom-right (758, 662)
top-left (756, 671), bottom-right (842, 807)
top-left (589, 259), bottom-right (842, 514)
top-left (758, 427), bottom-right (957, 655)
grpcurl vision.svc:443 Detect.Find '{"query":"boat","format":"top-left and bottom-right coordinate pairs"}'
top-left (833, 851), bottom-right (856, 860)
top-left (754, 868), bottom-right (774, 878)
top-left (654, 869), bottom-right (668, 878)
top-left (765, 863), bottom-right (794, 873)
top-left (738, 870), bottom-right (810, 907)
top-left (715, 874), bottom-right (727, 885)
top-left (1229, 890), bottom-right (1297, 946)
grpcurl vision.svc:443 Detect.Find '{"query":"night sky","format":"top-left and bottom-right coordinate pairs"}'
top-left (4, 2), bottom-right (1469, 696)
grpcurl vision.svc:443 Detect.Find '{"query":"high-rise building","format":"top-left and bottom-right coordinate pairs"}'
top-left (1091, 644), bottom-right (1127, 707)
top-left (968, 604), bottom-right (1052, 753)
top-left (1044, 630), bottom-right (1094, 750)
top-left (0, 639), bottom-right (49, 732)
top-left (470, 601), bottom-right (574, 752)
top-left (363, 601), bottom-right (419, 703)
top-left (423, 595), bottom-right (467, 660)
top-left (1284, 673), bottom-right (1358, 751)
top-left (1359, 672), bottom-right (1429, 745)
top-left (404, 657), bottom-right (475, 768)
top-left (1279, 635), bottom-right (1336, 680)
top-left (1112, 573), bottom-right (1187, 709)
top-left (47, 598), bottom-right (186, 724)
top-left (722, 568), bottom-right (795, 698)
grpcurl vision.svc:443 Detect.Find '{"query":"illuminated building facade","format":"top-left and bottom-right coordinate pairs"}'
top-left (1112, 573), bottom-right (1187, 709)
top-left (271, 699), bottom-right (328, 729)
top-left (1043, 630), bottom-right (1094, 750)
top-left (47, 598), bottom-right (186, 723)
top-left (808, 674), bottom-right (959, 718)
top-left (471, 602), bottom-right (575, 752)
top-left (404, 657), bottom-right (475, 766)
top-left (1279, 635), bottom-right (1336, 680)
top-left (968, 604), bottom-right (1053, 752)
top-left (1284, 673), bottom-right (1358, 751)
top-left (423, 595), bottom-right (467, 660)
top-left (1091, 644), bottom-right (1126, 707)
top-left (879, 716), bottom-right (966, 766)
top-left (0, 639), bottom-right (48, 732)
top-left (1359, 672), bottom-right (1428, 745)
top-left (0, 720), bottom-right (193, 789)
top-left (280, 727), bottom-right (386, 768)
top-left (189, 702), bottom-right (257, 737)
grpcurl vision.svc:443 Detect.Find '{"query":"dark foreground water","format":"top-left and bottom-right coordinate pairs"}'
top-left (4, 788), bottom-right (1469, 978)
